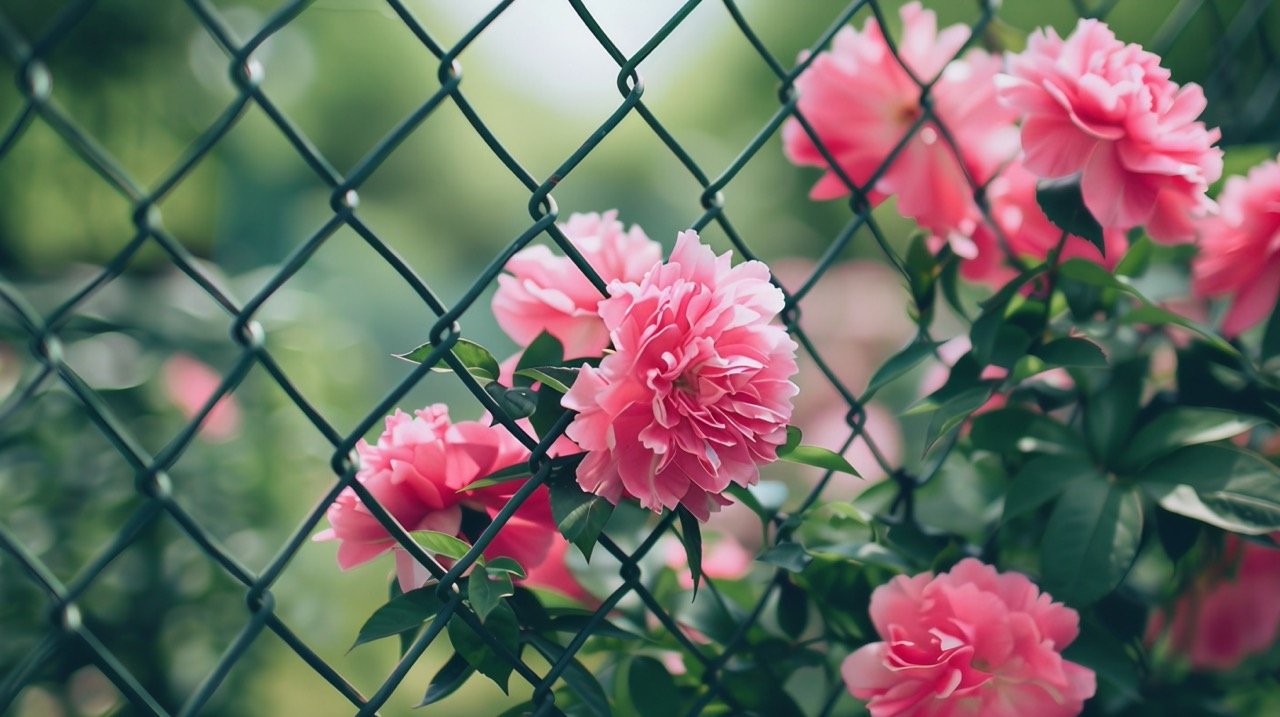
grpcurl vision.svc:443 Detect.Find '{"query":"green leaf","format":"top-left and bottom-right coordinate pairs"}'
top-left (485, 383), bottom-right (538, 420)
top-left (514, 366), bottom-right (579, 394)
top-left (1083, 357), bottom-right (1147, 466)
top-left (529, 376), bottom-right (570, 440)
top-left (1035, 177), bottom-right (1105, 253)
top-left (970, 408), bottom-right (1088, 457)
top-left (1263, 301), bottom-right (1280, 361)
top-left (777, 577), bottom-right (809, 639)
top-left (1041, 476), bottom-right (1142, 605)
top-left (351, 588), bottom-right (442, 650)
top-left (776, 428), bottom-right (861, 477)
top-left (866, 340), bottom-right (943, 396)
top-left (485, 557), bottom-right (527, 579)
top-left (757, 542), bottom-right (812, 573)
top-left (629, 656), bottom-right (682, 717)
top-left (905, 231), bottom-right (939, 327)
top-left (526, 634), bottom-right (611, 717)
top-left (1118, 408), bottom-right (1260, 472)
top-left (1113, 235), bottom-right (1153, 278)
top-left (1121, 304), bottom-right (1238, 357)
top-left (419, 652), bottom-right (474, 707)
top-left (924, 387), bottom-right (994, 454)
top-left (1003, 455), bottom-right (1098, 522)
top-left (514, 331), bottom-right (565, 387)
top-left (1155, 507), bottom-right (1202, 563)
top-left (1033, 337), bottom-right (1108, 369)
top-left (550, 482), bottom-right (614, 560)
top-left (448, 601), bottom-right (521, 691)
top-left (543, 613), bottom-right (643, 641)
top-left (1057, 258), bottom-right (1132, 292)
top-left (396, 338), bottom-right (501, 382)
top-left (411, 530), bottom-right (472, 561)
top-left (677, 506), bottom-right (703, 596)
top-left (1138, 443), bottom-right (1280, 534)
top-left (462, 462), bottom-right (532, 492)
top-left (468, 569), bottom-right (514, 622)
top-left (970, 266), bottom-right (1047, 364)
top-left (1061, 622), bottom-right (1140, 700)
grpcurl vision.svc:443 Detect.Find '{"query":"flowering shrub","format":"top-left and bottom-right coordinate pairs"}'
top-left (313, 7), bottom-right (1280, 717)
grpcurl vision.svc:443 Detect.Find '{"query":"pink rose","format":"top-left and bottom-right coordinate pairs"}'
top-left (314, 405), bottom-right (555, 585)
top-left (493, 210), bottom-right (662, 358)
top-left (1150, 536), bottom-right (1280, 671)
top-left (997, 19), bottom-right (1222, 243)
top-left (843, 558), bottom-right (1095, 717)
top-left (562, 231), bottom-right (799, 520)
top-left (1192, 155), bottom-right (1280, 335)
top-left (161, 353), bottom-right (240, 441)
top-left (782, 2), bottom-right (1019, 234)
top-left (943, 160), bottom-right (1129, 284)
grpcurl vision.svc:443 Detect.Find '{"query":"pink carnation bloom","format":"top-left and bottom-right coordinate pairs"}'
top-left (1192, 155), bottom-right (1280, 336)
top-left (162, 353), bottom-right (240, 441)
top-left (997, 19), bottom-right (1222, 243)
top-left (562, 231), bottom-right (799, 520)
top-left (494, 211), bottom-right (663, 358)
top-left (844, 559), bottom-right (1095, 717)
top-left (944, 160), bottom-right (1129, 284)
top-left (314, 406), bottom-right (555, 588)
top-left (1149, 536), bottom-right (1280, 671)
top-left (782, 2), bottom-right (1019, 234)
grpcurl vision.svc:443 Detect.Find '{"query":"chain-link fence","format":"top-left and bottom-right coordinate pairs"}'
top-left (1, 0), bottom-right (1277, 715)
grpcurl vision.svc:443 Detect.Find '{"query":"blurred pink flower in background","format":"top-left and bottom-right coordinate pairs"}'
top-left (563, 231), bottom-right (799, 520)
top-left (843, 558), bottom-right (1095, 717)
top-left (313, 405), bottom-right (558, 590)
top-left (162, 353), bottom-right (240, 442)
top-left (941, 160), bottom-right (1129, 284)
top-left (1149, 536), bottom-right (1280, 672)
top-left (664, 534), bottom-right (755, 590)
top-left (1192, 155), bottom-right (1280, 336)
top-left (998, 19), bottom-right (1222, 243)
top-left (783, 2), bottom-right (1018, 234)
top-left (494, 210), bottom-right (662, 358)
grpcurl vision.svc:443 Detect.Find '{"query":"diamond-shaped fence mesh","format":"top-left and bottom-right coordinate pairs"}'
top-left (0, 0), bottom-right (1276, 715)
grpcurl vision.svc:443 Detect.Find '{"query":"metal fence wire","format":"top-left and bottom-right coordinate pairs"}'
top-left (0, 0), bottom-right (1277, 715)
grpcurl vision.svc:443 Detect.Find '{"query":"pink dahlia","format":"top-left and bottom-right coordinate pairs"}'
top-left (1192, 155), bottom-right (1280, 335)
top-left (562, 231), bottom-right (799, 520)
top-left (314, 405), bottom-right (555, 583)
top-left (494, 210), bottom-right (662, 358)
top-left (843, 558), bottom-right (1095, 717)
top-left (1150, 535), bottom-right (1280, 672)
top-left (945, 160), bottom-right (1129, 284)
top-left (782, 2), bottom-right (1019, 234)
top-left (997, 19), bottom-right (1222, 242)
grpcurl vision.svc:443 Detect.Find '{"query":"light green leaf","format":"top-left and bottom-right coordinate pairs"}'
top-left (777, 433), bottom-right (861, 476)
top-left (411, 530), bottom-right (472, 561)
top-left (396, 338), bottom-right (501, 382)
top-left (1041, 476), bottom-right (1142, 605)
top-left (513, 366), bottom-right (579, 394)
top-left (485, 557), bottom-right (527, 579)
top-left (461, 462), bottom-right (532, 492)
top-left (1138, 443), bottom-right (1280, 534)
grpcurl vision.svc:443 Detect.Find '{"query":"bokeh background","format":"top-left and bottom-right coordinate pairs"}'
top-left (1, 0), bottom-right (1277, 715)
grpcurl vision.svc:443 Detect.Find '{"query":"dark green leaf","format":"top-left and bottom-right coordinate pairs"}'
top-left (629, 656), bottom-right (682, 717)
top-left (757, 542), bottom-right (812, 573)
top-left (468, 569), bottom-right (513, 622)
top-left (448, 601), bottom-right (521, 691)
top-left (865, 340), bottom-right (943, 396)
top-left (486, 557), bottom-right (527, 579)
top-left (1083, 357), bottom-right (1147, 465)
top-left (1003, 454), bottom-right (1098, 522)
top-left (1118, 408), bottom-right (1260, 472)
top-left (529, 377), bottom-right (570, 440)
top-left (1035, 177), bottom-right (1105, 252)
top-left (1041, 477), bottom-right (1142, 605)
top-left (544, 613), bottom-right (643, 641)
top-left (396, 338), bottom-right (501, 382)
top-left (1061, 622), bottom-right (1140, 700)
top-left (1121, 304), bottom-right (1238, 357)
top-left (776, 435), bottom-right (860, 476)
top-left (677, 507), bottom-right (703, 596)
top-left (485, 383), bottom-right (538, 420)
top-left (411, 530), bottom-right (472, 561)
top-left (351, 588), bottom-right (442, 650)
top-left (515, 366), bottom-right (580, 394)
top-left (419, 652), bottom-right (475, 707)
top-left (514, 332), bottom-right (565, 387)
top-left (989, 324), bottom-right (1035, 370)
top-left (1155, 507), bottom-right (1201, 563)
top-left (777, 577), bottom-right (809, 639)
top-left (1265, 301), bottom-right (1280, 361)
top-left (1033, 337), bottom-right (1108, 369)
top-left (1138, 443), bottom-right (1280, 534)
top-left (726, 484), bottom-right (769, 523)
top-left (525, 634), bottom-right (611, 717)
top-left (969, 408), bottom-right (1088, 457)
top-left (905, 232), bottom-right (939, 327)
top-left (924, 386), bottom-right (994, 454)
top-left (550, 482), bottom-right (614, 560)
top-left (463, 462), bottom-right (533, 491)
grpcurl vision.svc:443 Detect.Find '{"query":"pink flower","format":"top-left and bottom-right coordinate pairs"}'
top-left (1192, 155), bottom-right (1280, 335)
top-left (997, 19), bottom-right (1222, 243)
top-left (942, 160), bottom-right (1129, 284)
top-left (1150, 536), bottom-right (1280, 671)
top-left (314, 405), bottom-right (555, 584)
top-left (494, 211), bottom-right (663, 358)
top-left (162, 353), bottom-right (240, 441)
top-left (844, 559), bottom-right (1095, 717)
top-left (562, 231), bottom-right (799, 520)
top-left (782, 2), bottom-right (1019, 234)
